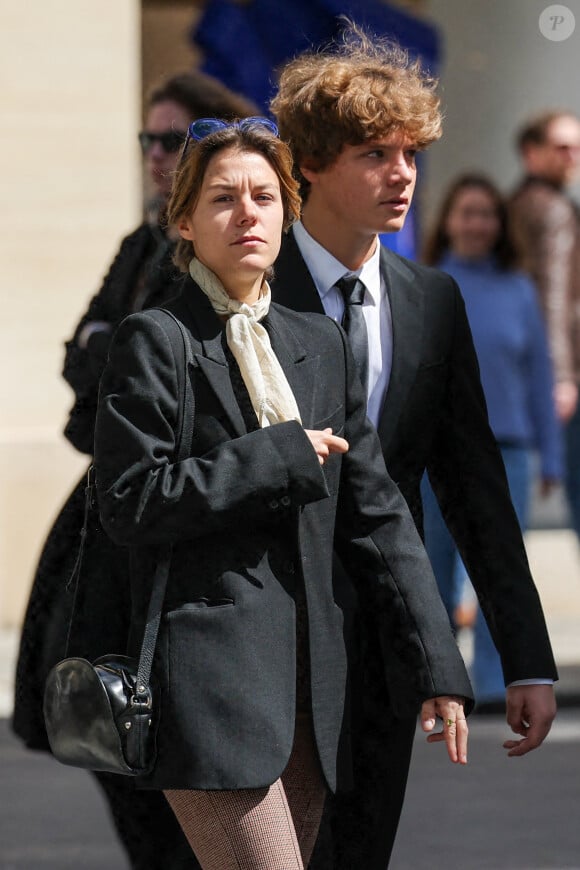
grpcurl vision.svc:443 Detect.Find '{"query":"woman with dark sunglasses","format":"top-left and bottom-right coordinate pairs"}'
top-left (94, 118), bottom-right (472, 870)
top-left (12, 72), bottom-right (257, 870)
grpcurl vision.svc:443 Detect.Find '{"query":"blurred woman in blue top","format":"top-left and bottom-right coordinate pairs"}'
top-left (421, 173), bottom-right (562, 708)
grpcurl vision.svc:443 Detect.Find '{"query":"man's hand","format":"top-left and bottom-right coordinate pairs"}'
top-left (421, 696), bottom-right (468, 764)
top-left (304, 427), bottom-right (349, 464)
top-left (502, 684), bottom-right (556, 757)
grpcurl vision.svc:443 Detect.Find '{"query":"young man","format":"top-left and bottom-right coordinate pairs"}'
top-left (509, 111), bottom-right (580, 547)
top-left (270, 31), bottom-right (557, 869)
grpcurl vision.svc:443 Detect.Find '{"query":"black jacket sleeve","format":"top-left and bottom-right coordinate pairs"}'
top-left (328, 321), bottom-right (474, 714)
top-left (426, 281), bottom-right (557, 683)
top-left (94, 312), bottom-right (330, 547)
top-left (62, 226), bottom-right (154, 454)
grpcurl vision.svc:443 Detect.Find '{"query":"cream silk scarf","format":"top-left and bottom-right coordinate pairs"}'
top-left (189, 258), bottom-right (302, 428)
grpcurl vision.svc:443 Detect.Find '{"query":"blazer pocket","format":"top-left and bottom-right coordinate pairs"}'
top-left (177, 597), bottom-right (235, 611)
top-left (313, 404), bottom-right (344, 435)
top-left (417, 358), bottom-right (448, 371)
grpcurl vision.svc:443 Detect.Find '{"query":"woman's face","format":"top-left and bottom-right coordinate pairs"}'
top-left (144, 100), bottom-right (190, 198)
top-left (178, 146), bottom-right (285, 302)
top-left (444, 186), bottom-right (500, 260)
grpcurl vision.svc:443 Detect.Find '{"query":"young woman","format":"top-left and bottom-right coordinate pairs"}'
top-left (421, 173), bottom-right (562, 707)
top-left (94, 118), bottom-right (471, 869)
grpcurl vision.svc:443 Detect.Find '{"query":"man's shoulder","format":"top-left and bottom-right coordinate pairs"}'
top-left (380, 245), bottom-right (458, 294)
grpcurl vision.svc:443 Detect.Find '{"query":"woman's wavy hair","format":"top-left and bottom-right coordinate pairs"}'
top-left (270, 21), bottom-right (442, 198)
top-left (166, 124), bottom-right (301, 273)
top-left (422, 173), bottom-right (519, 270)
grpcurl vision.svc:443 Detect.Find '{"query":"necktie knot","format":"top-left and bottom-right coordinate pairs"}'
top-left (336, 275), bottom-right (366, 307)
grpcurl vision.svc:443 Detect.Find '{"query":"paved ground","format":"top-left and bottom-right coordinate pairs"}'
top-left (390, 709), bottom-right (580, 870)
top-left (1, 712), bottom-right (579, 870)
top-left (1, 527), bottom-right (579, 868)
top-left (0, 717), bottom-right (129, 869)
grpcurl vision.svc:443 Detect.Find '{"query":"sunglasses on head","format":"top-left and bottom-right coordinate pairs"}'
top-left (138, 129), bottom-right (187, 155)
top-left (181, 116), bottom-right (279, 160)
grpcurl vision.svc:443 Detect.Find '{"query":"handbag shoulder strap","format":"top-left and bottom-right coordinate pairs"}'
top-left (63, 464), bottom-right (96, 656)
top-left (146, 308), bottom-right (195, 460)
top-left (64, 309), bottom-right (195, 684)
top-left (133, 308), bottom-right (195, 699)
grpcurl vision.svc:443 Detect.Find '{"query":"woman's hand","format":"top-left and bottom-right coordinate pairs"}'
top-left (304, 428), bottom-right (349, 464)
top-left (421, 696), bottom-right (468, 764)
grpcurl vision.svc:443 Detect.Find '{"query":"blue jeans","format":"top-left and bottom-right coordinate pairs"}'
top-left (564, 401), bottom-right (580, 544)
top-left (421, 447), bottom-right (531, 703)
top-left (420, 477), bottom-right (462, 621)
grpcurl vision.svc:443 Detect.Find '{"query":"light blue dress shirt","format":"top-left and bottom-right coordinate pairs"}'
top-left (292, 221), bottom-right (392, 428)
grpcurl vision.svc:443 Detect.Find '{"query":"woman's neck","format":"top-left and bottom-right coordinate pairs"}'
top-left (193, 258), bottom-right (265, 305)
top-left (223, 278), bottom-right (264, 305)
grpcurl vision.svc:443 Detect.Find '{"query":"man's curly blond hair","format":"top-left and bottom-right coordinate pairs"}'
top-left (270, 23), bottom-right (442, 197)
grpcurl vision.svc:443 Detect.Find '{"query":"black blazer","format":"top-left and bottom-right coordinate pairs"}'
top-left (63, 222), bottom-right (182, 454)
top-left (272, 228), bottom-right (557, 684)
top-left (94, 278), bottom-right (472, 792)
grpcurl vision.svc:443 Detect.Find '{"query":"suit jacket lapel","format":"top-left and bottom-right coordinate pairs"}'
top-left (377, 247), bottom-right (424, 448)
top-left (265, 305), bottom-right (319, 427)
top-left (181, 279), bottom-right (247, 437)
top-left (272, 228), bottom-right (326, 315)
top-left (180, 276), bottom-right (319, 431)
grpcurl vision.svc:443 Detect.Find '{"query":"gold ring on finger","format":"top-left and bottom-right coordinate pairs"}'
top-left (445, 718), bottom-right (454, 727)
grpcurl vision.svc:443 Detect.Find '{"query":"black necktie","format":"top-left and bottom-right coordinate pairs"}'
top-left (336, 276), bottom-right (369, 391)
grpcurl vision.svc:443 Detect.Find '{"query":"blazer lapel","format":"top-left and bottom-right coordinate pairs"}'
top-left (377, 247), bottom-right (424, 448)
top-left (265, 305), bottom-right (320, 427)
top-left (181, 279), bottom-right (247, 437)
top-left (181, 276), bottom-right (320, 432)
top-left (272, 229), bottom-right (326, 315)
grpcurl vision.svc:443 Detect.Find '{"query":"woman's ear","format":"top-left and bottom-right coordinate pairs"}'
top-left (178, 217), bottom-right (195, 242)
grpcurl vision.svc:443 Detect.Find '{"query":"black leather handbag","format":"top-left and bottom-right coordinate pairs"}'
top-left (43, 309), bottom-right (194, 776)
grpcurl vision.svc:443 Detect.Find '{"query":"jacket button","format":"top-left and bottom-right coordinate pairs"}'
top-left (280, 495), bottom-right (291, 507)
top-left (269, 499), bottom-right (279, 510)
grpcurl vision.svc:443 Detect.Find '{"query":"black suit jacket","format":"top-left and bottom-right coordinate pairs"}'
top-left (94, 278), bottom-right (472, 792)
top-left (272, 228), bottom-right (557, 685)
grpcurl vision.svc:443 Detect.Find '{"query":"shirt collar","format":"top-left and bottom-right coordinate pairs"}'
top-left (292, 221), bottom-right (381, 306)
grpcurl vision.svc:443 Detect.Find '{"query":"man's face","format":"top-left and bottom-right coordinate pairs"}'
top-left (524, 116), bottom-right (580, 187)
top-left (301, 132), bottom-right (418, 238)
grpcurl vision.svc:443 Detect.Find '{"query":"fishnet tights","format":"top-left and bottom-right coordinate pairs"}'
top-left (164, 715), bottom-right (326, 869)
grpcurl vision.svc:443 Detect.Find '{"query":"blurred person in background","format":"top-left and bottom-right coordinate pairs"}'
top-left (421, 173), bottom-right (562, 710)
top-left (509, 111), bottom-right (580, 549)
top-left (12, 70), bottom-right (257, 870)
